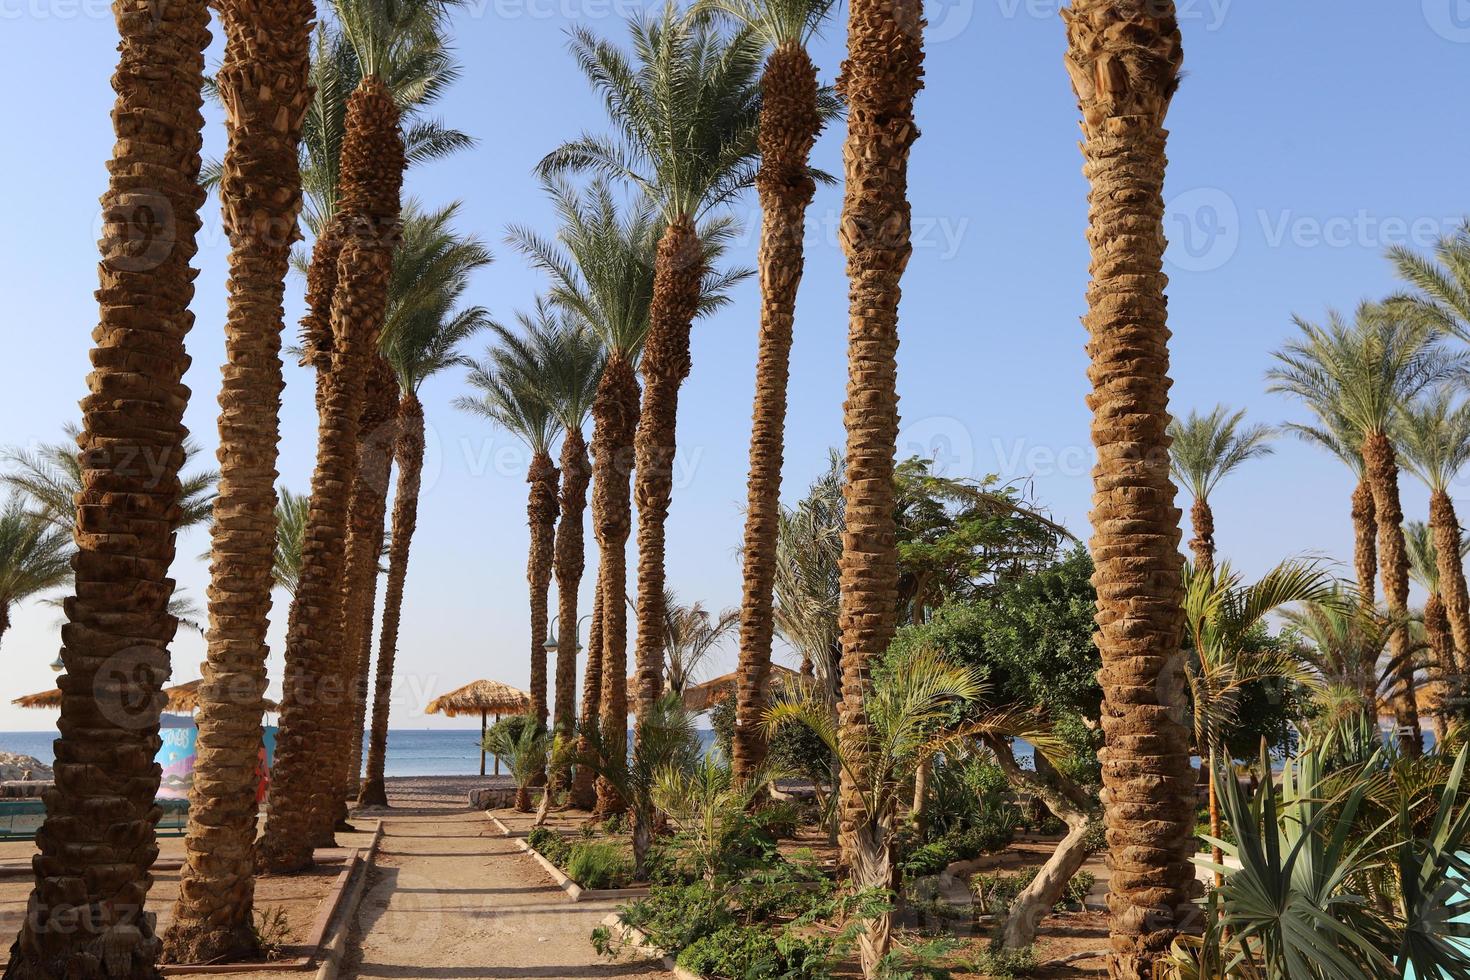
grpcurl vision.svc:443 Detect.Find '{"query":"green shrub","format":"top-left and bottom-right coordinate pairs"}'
top-left (526, 827), bottom-right (572, 868)
top-left (617, 882), bottom-right (734, 954)
top-left (972, 866), bottom-right (1094, 916)
top-left (968, 943), bottom-right (1036, 979)
top-left (1063, 870), bottom-right (1095, 909)
top-left (567, 841), bottom-right (633, 890)
top-left (901, 816), bottom-right (1014, 881)
top-left (676, 925), bottom-right (830, 980)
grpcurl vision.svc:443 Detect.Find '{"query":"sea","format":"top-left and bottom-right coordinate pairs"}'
top-left (0, 728), bottom-right (721, 778)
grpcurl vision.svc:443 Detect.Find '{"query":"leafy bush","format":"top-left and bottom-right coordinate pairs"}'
top-left (972, 866), bottom-right (1093, 916)
top-left (567, 841), bottom-right (633, 890)
top-left (526, 827), bottom-right (571, 868)
top-left (968, 943), bottom-right (1036, 979)
top-left (676, 925), bottom-right (831, 980)
top-left (1063, 870), bottom-right (1095, 909)
top-left (900, 816), bottom-right (1014, 881)
top-left (617, 882), bottom-right (734, 954)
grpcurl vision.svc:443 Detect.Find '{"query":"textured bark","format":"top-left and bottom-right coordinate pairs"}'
top-left (570, 579), bottom-right (604, 808)
top-left (632, 217), bottom-right (705, 725)
top-left (4, 0), bottom-right (208, 972)
top-left (1061, 4), bottom-right (1197, 975)
top-left (732, 43), bottom-right (822, 783)
top-left (1425, 593), bottom-right (1453, 739)
top-left (593, 355), bottom-right (640, 816)
top-left (528, 452), bottom-right (560, 732)
top-left (1361, 430), bottom-right (1422, 756)
top-left (553, 428), bottom-right (590, 734)
top-left (1429, 490), bottom-right (1470, 722)
top-left (1187, 498), bottom-right (1213, 575)
top-left (357, 394), bottom-right (424, 807)
top-left (257, 78), bottom-right (402, 872)
top-left (833, 0), bottom-right (922, 898)
top-left (333, 356), bottom-right (398, 821)
top-left (160, 0), bottom-right (311, 962)
top-left (1351, 478), bottom-right (1377, 607)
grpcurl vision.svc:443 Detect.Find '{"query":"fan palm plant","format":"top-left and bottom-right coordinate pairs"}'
top-left (6, 0), bottom-right (209, 966)
top-left (485, 722), bottom-right (551, 812)
top-left (658, 590), bottom-right (739, 695)
top-left (693, 0), bottom-right (835, 784)
top-left (458, 321), bottom-right (565, 738)
top-left (539, 4), bottom-right (762, 736)
top-left (1269, 306), bottom-right (1464, 757)
top-left (1168, 406), bottom-right (1273, 573)
top-left (355, 205), bottom-right (491, 808)
top-left (1181, 559), bottom-right (1338, 881)
top-left (0, 495), bottom-right (72, 649)
top-left (1061, 4), bottom-right (1193, 971)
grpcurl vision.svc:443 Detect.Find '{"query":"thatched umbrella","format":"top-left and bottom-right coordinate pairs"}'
top-left (667, 665), bottom-right (801, 713)
top-left (425, 679), bottom-right (532, 776)
top-left (13, 679), bottom-right (277, 714)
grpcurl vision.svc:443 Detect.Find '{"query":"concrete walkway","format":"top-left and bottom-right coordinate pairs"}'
top-left (339, 808), bottom-right (667, 980)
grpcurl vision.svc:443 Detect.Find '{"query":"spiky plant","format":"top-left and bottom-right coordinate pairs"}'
top-left (0, 494), bottom-right (72, 649)
top-left (485, 722), bottom-right (551, 812)
top-left (1167, 406), bottom-right (1273, 573)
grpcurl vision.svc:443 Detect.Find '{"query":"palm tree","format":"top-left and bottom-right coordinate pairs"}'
top-left (356, 205), bottom-right (491, 808)
top-left (774, 453), bottom-right (844, 701)
top-left (0, 495), bottom-right (72, 648)
top-left (1167, 406), bottom-right (1273, 573)
top-left (658, 590), bottom-right (739, 695)
top-left (1386, 219), bottom-right (1470, 343)
top-left (695, 0), bottom-right (834, 784)
top-left (1396, 389), bottom-right (1470, 722)
top-left (1269, 306), bottom-right (1462, 756)
top-left (161, 0), bottom-right (313, 956)
top-left (1061, 3), bottom-right (1192, 973)
top-left (4, 0), bottom-right (209, 967)
top-left (1279, 407), bottom-right (1378, 606)
top-left (539, 6), bottom-right (762, 736)
top-left (1286, 596), bottom-right (1409, 728)
top-left (273, 488), bottom-right (311, 596)
top-left (1405, 520), bottom-right (1462, 736)
top-left (573, 580), bottom-right (606, 808)
top-left (257, 0), bottom-right (420, 871)
top-left (458, 323), bottom-right (565, 737)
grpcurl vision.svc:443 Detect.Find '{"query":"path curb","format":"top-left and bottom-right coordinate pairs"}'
top-left (312, 819), bottom-right (385, 980)
top-left (490, 815), bottom-right (649, 903)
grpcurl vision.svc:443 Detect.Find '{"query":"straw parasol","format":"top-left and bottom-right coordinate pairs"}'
top-left (12, 679), bottom-right (277, 714)
top-left (640, 665), bottom-right (800, 713)
top-left (425, 679), bottom-right (532, 775)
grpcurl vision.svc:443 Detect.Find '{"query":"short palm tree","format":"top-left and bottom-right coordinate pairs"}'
top-left (7, 0), bottom-right (209, 966)
top-left (773, 453), bottom-right (844, 700)
top-left (1168, 406), bottom-right (1273, 573)
top-left (458, 323), bottom-right (565, 738)
top-left (1269, 306), bottom-right (1463, 756)
top-left (1286, 597), bottom-right (1413, 731)
top-left (539, 4), bottom-right (762, 736)
top-left (1396, 389), bottom-right (1470, 718)
top-left (658, 590), bottom-right (739, 695)
top-left (355, 205), bottom-right (491, 808)
top-left (0, 495), bottom-right (72, 649)
top-left (485, 722), bottom-right (550, 813)
top-left (694, 0), bottom-right (836, 784)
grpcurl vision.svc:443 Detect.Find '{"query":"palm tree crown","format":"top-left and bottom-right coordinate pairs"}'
top-left (1387, 219), bottom-right (1470, 343)
top-left (1395, 388), bottom-right (1470, 493)
top-left (658, 589), bottom-right (739, 693)
top-left (457, 319), bottom-right (565, 457)
top-left (1167, 405), bottom-right (1273, 503)
top-left (0, 493), bottom-right (72, 616)
top-left (695, 0), bottom-right (834, 47)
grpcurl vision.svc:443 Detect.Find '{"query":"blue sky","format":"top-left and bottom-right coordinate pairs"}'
top-left (2, 1), bottom-right (1468, 731)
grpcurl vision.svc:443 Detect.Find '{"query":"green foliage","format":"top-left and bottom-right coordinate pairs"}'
top-left (966, 943), bottom-right (1037, 980)
top-left (676, 925), bottom-right (831, 980)
top-left (526, 827), bottom-right (571, 867)
top-left (970, 866), bottom-right (1092, 917)
top-left (567, 841), bottom-right (634, 890)
top-left (899, 817), bottom-right (1014, 881)
top-left (481, 718), bottom-right (548, 795)
top-left (616, 882), bottom-right (734, 953)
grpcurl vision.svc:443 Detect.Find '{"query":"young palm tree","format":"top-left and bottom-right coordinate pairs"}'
top-left (774, 453), bottom-right (844, 700)
top-left (1405, 520), bottom-right (1462, 735)
top-left (658, 590), bottom-right (739, 695)
top-left (1167, 406), bottom-right (1273, 573)
top-left (355, 206), bottom-right (491, 808)
top-left (1286, 596), bottom-right (1410, 728)
top-left (4, 0), bottom-right (209, 967)
top-left (161, 0), bottom-right (313, 956)
top-left (1280, 407), bottom-right (1378, 606)
top-left (1061, 4), bottom-right (1193, 971)
top-left (484, 722), bottom-right (550, 813)
top-left (1269, 306), bottom-right (1462, 756)
top-left (457, 326), bottom-right (565, 738)
top-left (1396, 389), bottom-right (1470, 718)
top-left (273, 488), bottom-right (311, 596)
top-left (0, 495), bottom-right (72, 649)
top-left (256, 0), bottom-right (423, 870)
top-left (695, 0), bottom-right (834, 784)
top-left (539, 6), bottom-right (762, 734)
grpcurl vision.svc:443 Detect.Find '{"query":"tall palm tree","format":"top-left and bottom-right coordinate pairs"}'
top-left (1268, 306), bottom-right (1462, 756)
top-left (1405, 520), bottom-right (1461, 736)
top-left (3, 0), bottom-right (208, 967)
top-left (573, 579), bottom-right (606, 807)
top-left (257, 0), bottom-right (416, 872)
top-left (0, 495), bottom-right (72, 649)
top-left (539, 6), bottom-right (763, 736)
top-left (457, 323), bottom-right (565, 737)
top-left (161, 0), bottom-right (313, 957)
top-left (1279, 407), bottom-right (1378, 606)
top-left (1167, 406), bottom-right (1273, 573)
top-left (356, 205), bottom-right (491, 807)
top-left (1061, 3), bottom-right (1191, 973)
top-left (1396, 389), bottom-right (1470, 722)
top-left (658, 590), bottom-right (739, 694)
top-left (695, 0), bottom-right (834, 784)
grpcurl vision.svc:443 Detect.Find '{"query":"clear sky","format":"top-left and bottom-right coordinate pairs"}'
top-left (2, 1), bottom-right (1467, 731)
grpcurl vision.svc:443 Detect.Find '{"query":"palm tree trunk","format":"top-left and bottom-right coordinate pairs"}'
top-left (1424, 593), bottom-right (1453, 742)
top-left (1361, 430), bottom-right (1422, 756)
top-left (528, 451), bottom-right (560, 733)
top-left (5, 0), bottom-right (207, 971)
top-left (1188, 498), bottom-right (1214, 573)
top-left (1062, 4), bottom-right (1196, 975)
top-left (553, 428), bottom-right (590, 734)
top-left (632, 216), bottom-right (705, 725)
top-left (834, 0), bottom-right (922, 897)
top-left (161, 0), bottom-right (310, 962)
top-left (732, 42), bottom-right (822, 783)
top-left (258, 78), bottom-right (404, 871)
top-left (850, 819), bottom-right (896, 980)
top-left (357, 393), bottom-right (425, 807)
top-left (333, 357), bottom-right (398, 822)
top-left (1430, 488), bottom-right (1470, 723)
top-left (593, 354), bottom-right (640, 816)
top-left (570, 578), bottom-right (604, 808)
top-left (1352, 477), bottom-right (1377, 607)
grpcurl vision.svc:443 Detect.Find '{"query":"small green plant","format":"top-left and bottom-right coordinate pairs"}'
top-left (676, 924), bottom-right (832, 980)
top-left (968, 943), bottom-right (1036, 979)
top-left (615, 882), bottom-right (734, 954)
top-left (1062, 870), bottom-right (1095, 910)
top-left (567, 841), bottom-right (634, 889)
top-left (252, 905), bottom-right (295, 961)
top-left (526, 826), bottom-right (572, 867)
